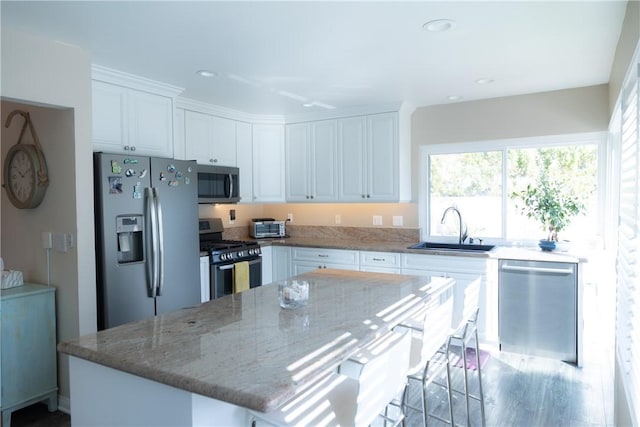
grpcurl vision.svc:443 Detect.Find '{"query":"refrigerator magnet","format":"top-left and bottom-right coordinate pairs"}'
top-left (111, 160), bottom-right (122, 174)
top-left (109, 176), bottom-right (123, 194)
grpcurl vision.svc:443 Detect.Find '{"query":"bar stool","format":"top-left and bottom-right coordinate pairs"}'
top-left (250, 328), bottom-right (411, 427)
top-left (395, 286), bottom-right (455, 427)
top-left (447, 278), bottom-right (486, 427)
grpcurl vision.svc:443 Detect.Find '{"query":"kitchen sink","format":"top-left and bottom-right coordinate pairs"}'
top-left (408, 242), bottom-right (496, 252)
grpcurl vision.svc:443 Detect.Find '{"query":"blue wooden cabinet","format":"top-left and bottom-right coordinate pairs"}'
top-left (1, 283), bottom-right (58, 426)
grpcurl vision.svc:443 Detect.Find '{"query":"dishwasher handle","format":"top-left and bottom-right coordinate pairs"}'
top-left (500, 263), bottom-right (574, 275)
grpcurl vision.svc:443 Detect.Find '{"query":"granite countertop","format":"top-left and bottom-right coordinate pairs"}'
top-left (257, 236), bottom-right (588, 262)
top-left (59, 269), bottom-right (453, 412)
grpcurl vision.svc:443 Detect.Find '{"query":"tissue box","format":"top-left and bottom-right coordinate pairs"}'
top-left (1, 270), bottom-right (24, 289)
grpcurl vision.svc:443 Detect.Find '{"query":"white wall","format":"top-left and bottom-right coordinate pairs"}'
top-left (410, 84), bottom-right (609, 201)
top-left (0, 27), bottom-right (95, 408)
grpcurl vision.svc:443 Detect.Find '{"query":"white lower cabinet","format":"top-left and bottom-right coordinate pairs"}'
top-left (402, 254), bottom-right (491, 340)
top-left (260, 246), bottom-right (273, 285)
top-left (272, 246), bottom-right (292, 282)
top-left (359, 251), bottom-right (401, 274)
top-left (291, 247), bottom-right (358, 275)
top-left (199, 256), bottom-right (210, 302)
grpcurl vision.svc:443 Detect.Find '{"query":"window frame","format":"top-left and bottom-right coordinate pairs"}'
top-left (419, 131), bottom-right (609, 245)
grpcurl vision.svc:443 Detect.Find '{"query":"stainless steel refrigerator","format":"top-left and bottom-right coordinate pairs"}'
top-left (94, 152), bottom-right (200, 330)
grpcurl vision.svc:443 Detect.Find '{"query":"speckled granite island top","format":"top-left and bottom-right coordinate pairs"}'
top-left (59, 269), bottom-right (453, 413)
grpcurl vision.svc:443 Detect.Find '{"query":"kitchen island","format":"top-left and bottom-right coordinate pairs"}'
top-left (59, 269), bottom-right (453, 426)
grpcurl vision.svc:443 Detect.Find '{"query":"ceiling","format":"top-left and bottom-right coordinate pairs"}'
top-left (1, 1), bottom-right (628, 117)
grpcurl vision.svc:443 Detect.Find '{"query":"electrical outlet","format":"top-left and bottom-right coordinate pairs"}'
top-left (373, 215), bottom-right (383, 226)
top-left (392, 216), bottom-right (403, 226)
top-left (287, 213), bottom-right (293, 222)
top-left (335, 214), bottom-right (341, 225)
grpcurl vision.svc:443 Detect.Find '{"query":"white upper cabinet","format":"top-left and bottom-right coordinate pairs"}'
top-left (252, 124), bottom-right (286, 203)
top-left (285, 120), bottom-right (337, 202)
top-left (337, 116), bottom-right (367, 201)
top-left (184, 110), bottom-right (237, 166)
top-left (92, 81), bottom-right (174, 158)
top-left (338, 112), bottom-right (399, 202)
top-left (236, 121), bottom-right (253, 203)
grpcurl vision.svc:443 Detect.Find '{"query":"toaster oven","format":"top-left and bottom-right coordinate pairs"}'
top-left (250, 219), bottom-right (286, 238)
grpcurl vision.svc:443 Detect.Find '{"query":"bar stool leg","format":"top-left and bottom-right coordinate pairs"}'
top-left (474, 328), bottom-right (486, 427)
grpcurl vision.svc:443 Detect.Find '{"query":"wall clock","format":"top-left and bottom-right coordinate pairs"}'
top-left (3, 110), bottom-right (49, 209)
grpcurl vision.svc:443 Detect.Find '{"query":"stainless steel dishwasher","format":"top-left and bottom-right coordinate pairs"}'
top-left (499, 259), bottom-right (577, 363)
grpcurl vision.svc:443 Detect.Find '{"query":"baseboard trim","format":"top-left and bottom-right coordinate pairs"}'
top-left (58, 394), bottom-right (71, 414)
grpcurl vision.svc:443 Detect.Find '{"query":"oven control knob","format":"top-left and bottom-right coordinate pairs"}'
top-left (220, 254), bottom-right (226, 261)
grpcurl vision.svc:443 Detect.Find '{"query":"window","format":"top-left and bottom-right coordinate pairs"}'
top-left (422, 133), bottom-right (605, 245)
top-left (614, 63), bottom-right (640, 426)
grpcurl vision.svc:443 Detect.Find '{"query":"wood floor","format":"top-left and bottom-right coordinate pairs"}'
top-left (10, 282), bottom-right (614, 427)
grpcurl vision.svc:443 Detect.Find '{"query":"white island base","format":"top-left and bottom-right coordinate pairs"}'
top-left (69, 357), bottom-right (250, 426)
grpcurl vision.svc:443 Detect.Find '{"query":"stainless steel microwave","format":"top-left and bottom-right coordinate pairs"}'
top-left (197, 165), bottom-right (240, 204)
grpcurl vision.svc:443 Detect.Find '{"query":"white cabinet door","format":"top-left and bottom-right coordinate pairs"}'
top-left (92, 81), bottom-right (174, 157)
top-left (184, 110), bottom-right (210, 163)
top-left (402, 253), bottom-right (489, 338)
top-left (285, 123), bottom-right (311, 201)
top-left (260, 246), bottom-right (273, 285)
top-left (92, 81), bottom-right (127, 152)
top-left (236, 121), bottom-right (253, 203)
top-left (184, 111), bottom-right (237, 166)
top-left (253, 124), bottom-right (285, 203)
top-left (367, 113), bottom-right (398, 201)
top-left (272, 246), bottom-right (292, 281)
top-left (210, 116), bottom-right (237, 166)
top-left (286, 120), bottom-right (337, 202)
top-left (199, 256), bottom-right (210, 303)
top-left (310, 120), bottom-right (337, 202)
top-left (338, 116), bottom-right (367, 201)
top-left (337, 113), bottom-right (398, 202)
top-left (128, 90), bottom-right (174, 158)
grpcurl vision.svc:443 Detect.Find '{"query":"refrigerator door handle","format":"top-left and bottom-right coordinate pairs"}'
top-left (154, 188), bottom-right (165, 296)
top-left (145, 187), bottom-right (158, 298)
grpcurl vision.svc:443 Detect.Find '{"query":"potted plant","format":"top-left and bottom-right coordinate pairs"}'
top-left (511, 176), bottom-right (585, 250)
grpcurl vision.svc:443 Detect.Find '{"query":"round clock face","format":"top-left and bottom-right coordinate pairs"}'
top-left (8, 149), bottom-right (35, 203)
top-left (3, 144), bottom-right (48, 209)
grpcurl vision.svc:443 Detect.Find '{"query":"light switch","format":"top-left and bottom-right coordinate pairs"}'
top-left (53, 233), bottom-right (68, 253)
top-left (373, 215), bottom-right (383, 226)
top-left (393, 216), bottom-right (403, 226)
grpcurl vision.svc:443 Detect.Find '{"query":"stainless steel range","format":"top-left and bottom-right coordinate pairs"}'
top-left (199, 218), bottom-right (262, 299)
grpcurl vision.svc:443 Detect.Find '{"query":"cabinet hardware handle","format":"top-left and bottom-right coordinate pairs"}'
top-left (124, 146), bottom-right (130, 151)
top-left (372, 258), bottom-right (385, 261)
top-left (131, 146), bottom-right (136, 151)
top-left (318, 254), bottom-right (329, 258)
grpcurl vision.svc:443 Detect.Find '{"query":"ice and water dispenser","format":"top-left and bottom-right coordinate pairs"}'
top-left (116, 215), bottom-right (143, 263)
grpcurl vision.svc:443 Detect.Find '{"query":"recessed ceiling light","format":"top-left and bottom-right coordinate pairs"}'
top-left (446, 95), bottom-right (462, 101)
top-left (422, 19), bottom-right (456, 32)
top-left (475, 78), bottom-right (494, 85)
top-left (196, 70), bottom-right (218, 78)
top-left (302, 103), bottom-right (314, 108)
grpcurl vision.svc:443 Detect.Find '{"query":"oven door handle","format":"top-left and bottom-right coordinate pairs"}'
top-left (216, 258), bottom-right (261, 271)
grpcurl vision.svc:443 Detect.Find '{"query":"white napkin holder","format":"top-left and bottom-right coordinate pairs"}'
top-left (1, 269), bottom-right (24, 289)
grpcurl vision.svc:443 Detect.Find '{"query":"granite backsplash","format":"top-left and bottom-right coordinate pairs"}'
top-left (223, 224), bottom-right (420, 243)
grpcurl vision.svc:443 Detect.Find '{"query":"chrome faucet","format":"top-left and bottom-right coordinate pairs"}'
top-left (440, 206), bottom-right (468, 244)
